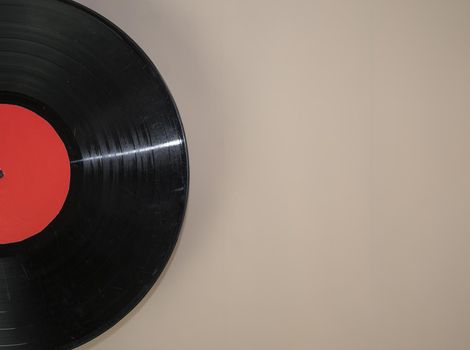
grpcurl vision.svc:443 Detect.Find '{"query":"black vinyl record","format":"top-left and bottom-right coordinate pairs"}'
top-left (0, 0), bottom-right (189, 349)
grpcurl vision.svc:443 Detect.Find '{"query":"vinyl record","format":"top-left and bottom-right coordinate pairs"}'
top-left (0, 0), bottom-right (189, 349)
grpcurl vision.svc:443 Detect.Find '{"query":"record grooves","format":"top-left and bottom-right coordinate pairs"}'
top-left (0, 0), bottom-right (189, 349)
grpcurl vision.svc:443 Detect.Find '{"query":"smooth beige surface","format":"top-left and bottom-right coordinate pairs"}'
top-left (77, 1), bottom-right (470, 349)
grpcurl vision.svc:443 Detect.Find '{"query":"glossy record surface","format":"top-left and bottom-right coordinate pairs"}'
top-left (0, 0), bottom-right (189, 348)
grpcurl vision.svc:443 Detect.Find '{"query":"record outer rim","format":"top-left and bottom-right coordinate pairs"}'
top-left (7, 0), bottom-right (190, 348)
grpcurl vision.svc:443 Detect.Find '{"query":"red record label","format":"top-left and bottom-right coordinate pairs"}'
top-left (0, 104), bottom-right (70, 244)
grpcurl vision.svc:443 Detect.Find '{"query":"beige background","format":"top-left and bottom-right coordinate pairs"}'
top-left (77, 0), bottom-right (470, 349)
